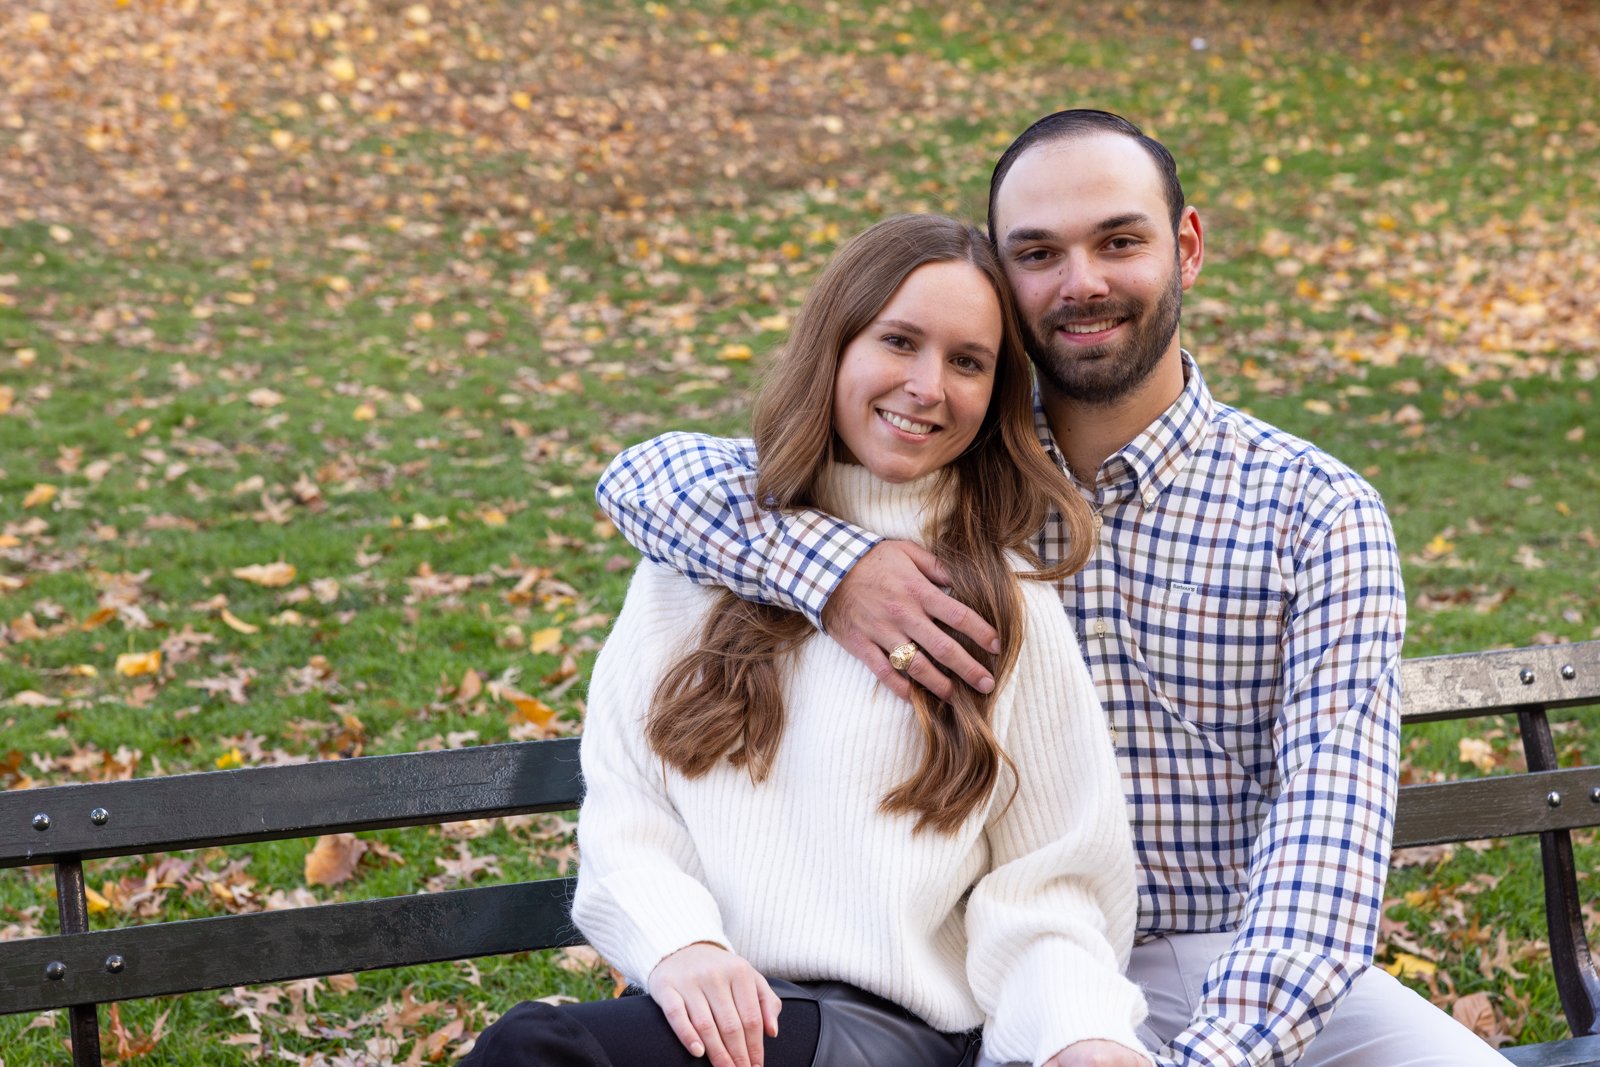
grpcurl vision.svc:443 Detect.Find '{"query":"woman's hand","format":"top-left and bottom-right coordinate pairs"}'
top-left (1043, 1039), bottom-right (1150, 1067)
top-left (647, 942), bottom-right (782, 1067)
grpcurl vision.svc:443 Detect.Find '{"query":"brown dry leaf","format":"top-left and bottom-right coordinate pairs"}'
top-left (305, 833), bottom-right (368, 888)
top-left (456, 667), bottom-right (484, 704)
top-left (106, 1002), bottom-right (170, 1060)
top-left (232, 561), bottom-right (297, 587)
top-left (1452, 991), bottom-right (1504, 1041)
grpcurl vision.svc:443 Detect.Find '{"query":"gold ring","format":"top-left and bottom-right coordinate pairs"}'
top-left (888, 642), bottom-right (919, 672)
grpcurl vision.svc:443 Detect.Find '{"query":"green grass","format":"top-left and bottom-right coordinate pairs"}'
top-left (2, 0), bottom-right (1598, 1060)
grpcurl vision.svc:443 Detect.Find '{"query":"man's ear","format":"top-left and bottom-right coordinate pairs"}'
top-left (1177, 206), bottom-right (1204, 291)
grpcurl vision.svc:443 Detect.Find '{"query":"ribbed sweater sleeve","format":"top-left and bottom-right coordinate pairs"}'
top-left (967, 582), bottom-right (1151, 1065)
top-left (570, 564), bottom-right (733, 986)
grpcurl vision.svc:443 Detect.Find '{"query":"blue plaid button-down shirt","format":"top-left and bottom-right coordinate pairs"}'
top-left (595, 355), bottom-right (1405, 1067)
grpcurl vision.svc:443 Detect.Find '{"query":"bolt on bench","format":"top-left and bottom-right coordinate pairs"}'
top-left (3, 640), bottom-right (1599, 1066)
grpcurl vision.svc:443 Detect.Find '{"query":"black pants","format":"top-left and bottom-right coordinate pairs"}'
top-left (463, 979), bottom-right (979, 1067)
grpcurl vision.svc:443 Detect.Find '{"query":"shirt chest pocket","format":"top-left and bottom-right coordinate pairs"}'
top-left (1146, 581), bottom-right (1283, 728)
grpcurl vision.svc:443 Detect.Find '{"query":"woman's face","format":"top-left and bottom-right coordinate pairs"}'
top-left (832, 260), bottom-right (1002, 484)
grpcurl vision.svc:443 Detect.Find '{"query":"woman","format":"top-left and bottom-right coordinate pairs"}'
top-left (465, 215), bottom-right (1150, 1067)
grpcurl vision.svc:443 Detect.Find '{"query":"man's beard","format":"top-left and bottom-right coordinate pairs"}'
top-left (1024, 262), bottom-right (1182, 406)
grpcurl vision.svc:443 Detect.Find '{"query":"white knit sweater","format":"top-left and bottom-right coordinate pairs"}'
top-left (573, 463), bottom-right (1149, 1065)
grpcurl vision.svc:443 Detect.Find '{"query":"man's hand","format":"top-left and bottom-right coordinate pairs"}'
top-left (648, 943), bottom-right (781, 1067)
top-left (1043, 1039), bottom-right (1151, 1067)
top-left (822, 541), bottom-right (1000, 701)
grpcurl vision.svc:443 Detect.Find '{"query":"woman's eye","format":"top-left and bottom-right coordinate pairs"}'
top-left (883, 334), bottom-right (912, 349)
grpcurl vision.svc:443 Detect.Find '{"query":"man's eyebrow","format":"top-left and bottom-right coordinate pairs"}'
top-left (1094, 212), bottom-right (1154, 234)
top-left (1000, 227), bottom-right (1054, 249)
top-left (1002, 214), bottom-right (1157, 248)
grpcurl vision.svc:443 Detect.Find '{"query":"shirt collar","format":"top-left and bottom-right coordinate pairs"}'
top-left (1032, 351), bottom-right (1215, 507)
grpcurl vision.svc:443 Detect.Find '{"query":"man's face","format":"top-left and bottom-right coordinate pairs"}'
top-left (991, 132), bottom-right (1201, 406)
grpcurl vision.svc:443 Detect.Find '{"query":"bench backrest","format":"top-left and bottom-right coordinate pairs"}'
top-left (0, 739), bottom-right (585, 1064)
top-left (3, 640), bottom-right (1599, 1065)
top-left (1394, 641), bottom-right (1600, 1038)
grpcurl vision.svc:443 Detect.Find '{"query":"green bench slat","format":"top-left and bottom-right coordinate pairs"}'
top-left (0, 878), bottom-right (580, 1016)
top-left (1, 739), bottom-right (582, 869)
top-left (1396, 768), bottom-right (1600, 849)
top-left (1400, 643), bottom-right (1600, 724)
top-left (1502, 1034), bottom-right (1600, 1067)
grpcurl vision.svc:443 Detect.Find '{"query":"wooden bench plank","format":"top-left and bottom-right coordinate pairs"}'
top-left (1502, 1034), bottom-right (1600, 1067)
top-left (1395, 768), bottom-right (1600, 848)
top-left (0, 878), bottom-right (580, 1016)
top-left (1401, 643), bottom-right (1600, 724)
top-left (0, 739), bottom-right (581, 869)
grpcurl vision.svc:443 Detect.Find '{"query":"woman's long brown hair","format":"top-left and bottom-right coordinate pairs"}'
top-left (646, 214), bottom-right (1094, 834)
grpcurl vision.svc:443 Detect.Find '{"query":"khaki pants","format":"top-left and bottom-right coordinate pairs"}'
top-left (982, 931), bottom-right (1506, 1066)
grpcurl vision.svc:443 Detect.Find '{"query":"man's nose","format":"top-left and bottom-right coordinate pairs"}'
top-left (1056, 249), bottom-right (1110, 302)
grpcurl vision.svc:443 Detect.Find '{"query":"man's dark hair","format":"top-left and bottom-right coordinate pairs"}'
top-left (986, 109), bottom-right (1185, 243)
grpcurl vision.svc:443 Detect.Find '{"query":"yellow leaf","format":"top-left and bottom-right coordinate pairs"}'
top-left (0, 384), bottom-right (13, 414)
top-left (224, 291), bottom-right (256, 305)
top-left (480, 507), bottom-right (507, 526)
top-left (1301, 399), bottom-right (1333, 416)
top-left (85, 886), bottom-right (111, 915)
top-left (48, 225), bottom-right (72, 243)
top-left (215, 746), bottom-right (244, 769)
top-left (1262, 155), bottom-right (1282, 174)
top-left (115, 650), bottom-right (162, 677)
top-left (719, 343), bottom-right (753, 362)
top-left (494, 683), bottom-right (557, 727)
top-left (529, 627), bottom-right (562, 654)
top-left (511, 90), bottom-right (533, 110)
top-left (232, 561), bottom-right (297, 587)
top-left (403, 3), bottom-right (432, 25)
top-left (411, 311), bottom-right (435, 332)
top-left (352, 402), bottom-right (377, 421)
top-left (1423, 533), bottom-right (1455, 559)
top-left (1382, 952), bottom-right (1438, 979)
top-left (15, 348), bottom-right (35, 368)
top-left (220, 608), bottom-right (260, 635)
top-left (23, 483), bottom-right (57, 508)
top-left (270, 129), bottom-right (294, 151)
top-left (326, 56), bottom-right (357, 83)
top-left (1403, 889), bottom-right (1429, 907)
top-left (0, 575), bottom-right (23, 592)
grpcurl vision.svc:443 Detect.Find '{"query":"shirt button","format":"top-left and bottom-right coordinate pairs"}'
top-left (1142, 488), bottom-right (1157, 505)
top-left (1091, 513), bottom-right (1103, 532)
top-left (1094, 619), bottom-right (1107, 636)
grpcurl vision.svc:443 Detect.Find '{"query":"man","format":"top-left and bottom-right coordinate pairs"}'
top-left (596, 110), bottom-right (1501, 1066)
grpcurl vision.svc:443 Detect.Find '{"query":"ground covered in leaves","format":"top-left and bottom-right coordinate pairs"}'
top-left (2, 0), bottom-right (1598, 1061)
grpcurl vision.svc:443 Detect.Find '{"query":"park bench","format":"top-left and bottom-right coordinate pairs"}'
top-left (2, 639), bottom-right (1598, 1065)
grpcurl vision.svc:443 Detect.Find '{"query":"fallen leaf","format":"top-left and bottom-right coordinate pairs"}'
top-left (305, 833), bottom-right (368, 887)
top-left (220, 608), bottom-right (261, 635)
top-left (115, 650), bottom-right (162, 677)
top-left (529, 627), bottom-right (562, 655)
top-left (22, 484), bottom-right (57, 508)
top-left (232, 562), bottom-right (297, 587)
top-left (1382, 952), bottom-right (1438, 979)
